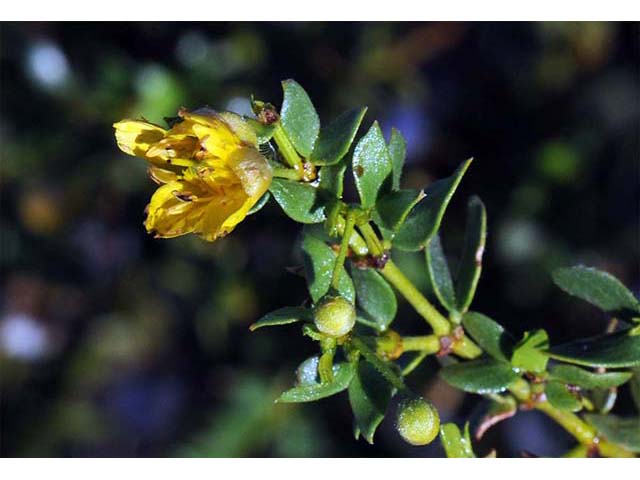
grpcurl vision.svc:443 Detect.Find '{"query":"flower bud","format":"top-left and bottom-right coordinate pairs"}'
top-left (396, 397), bottom-right (440, 446)
top-left (313, 295), bottom-right (356, 338)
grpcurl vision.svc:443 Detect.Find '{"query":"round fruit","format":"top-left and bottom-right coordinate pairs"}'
top-left (313, 295), bottom-right (356, 337)
top-left (396, 397), bottom-right (440, 446)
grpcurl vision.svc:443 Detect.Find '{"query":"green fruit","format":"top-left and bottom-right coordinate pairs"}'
top-left (313, 295), bottom-right (356, 337)
top-left (396, 397), bottom-right (440, 446)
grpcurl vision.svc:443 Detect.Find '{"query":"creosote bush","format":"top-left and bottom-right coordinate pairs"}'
top-left (114, 79), bottom-right (640, 457)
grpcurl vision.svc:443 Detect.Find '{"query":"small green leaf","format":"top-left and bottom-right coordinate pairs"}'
top-left (311, 107), bottom-right (367, 166)
top-left (394, 159), bottom-right (473, 251)
top-left (318, 160), bottom-right (347, 199)
top-left (352, 121), bottom-right (393, 209)
top-left (552, 266), bottom-right (640, 318)
top-left (351, 337), bottom-right (406, 392)
top-left (351, 267), bottom-right (397, 331)
top-left (547, 329), bottom-right (640, 368)
top-left (280, 79), bottom-right (320, 158)
top-left (440, 359), bottom-right (519, 394)
top-left (348, 360), bottom-right (395, 444)
top-left (388, 128), bottom-right (407, 191)
top-left (630, 368), bottom-right (640, 412)
top-left (247, 191), bottom-right (271, 215)
top-left (302, 234), bottom-right (355, 304)
top-left (455, 196), bottom-right (487, 312)
top-left (277, 362), bottom-right (354, 403)
top-left (511, 330), bottom-right (550, 373)
top-left (245, 118), bottom-right (276, 144)
top-left (584, 414), bottom-right (640, 453)
top-left (249, 307), bottom-right (311, 331)
top-left (440, 423), bottom-right (475, 458)
top-left (462, 312), bottom-right (515, 363)
top-left (374, 189), bottom-right (424, 233)
top-left (425, 234), bottom-right (457, 313)
top-left (549, 364), bottom-right (632, 389)
top-left (270, 178), bottom-right (326, 224)
top-left (545, 380), bottom-right (582, 412)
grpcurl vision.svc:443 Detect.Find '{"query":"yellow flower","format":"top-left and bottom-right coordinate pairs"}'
top-left (113, 109), bottom-right (272, 242)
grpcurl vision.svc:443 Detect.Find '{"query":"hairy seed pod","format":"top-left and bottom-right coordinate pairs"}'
top-left (313, 295), bottom-right (356, 338)
top-left (396, 397), bottom-right (440, 446)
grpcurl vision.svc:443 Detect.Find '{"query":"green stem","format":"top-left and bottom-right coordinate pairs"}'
top-left (358, 222), bottom-right (384, 256)
top-left (272, 167), bottom-right (302, 180)
top-left (331, 210), bottom-right (356, 290)
top-left (402, 335), bottom-right (440, 353)
top-left (273, 124), bottom-right (304, 176)
top-left (333, 213), bottom-right (369, 257)
top-left (451, 336), bottom-right (483, 359)
top-left (509, 378), bottom-right (634, 458)
top-left (380, 260), bottom-right (451, 336)
top-left (401, 351), bottom-right (429, 376)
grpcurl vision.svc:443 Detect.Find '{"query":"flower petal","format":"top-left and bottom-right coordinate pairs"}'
top-left (113, 120), bottom-right (166, 157)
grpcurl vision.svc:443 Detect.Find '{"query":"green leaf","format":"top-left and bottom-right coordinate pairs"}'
top-left (277, 362), bottom-right (354, 403)
top-left (394, 159), bottom-right (473, 251)
top-left (351, 337), bottom-right (406, 392)
top-left (547, 329), bottom-right (640, 368)
top-left (455, 196), bottom-right (487, 312)
top-left (247, 191), bottom-right (271, 215)
top-left (388, 128), bottom-right (407, 191)
top-left (245, 118), bottom-right (276, 144)
top-left (301, 234), bottom-right (355, 304)
top-left (351, 267), bottom-right (397, 331)
top-left (584, 414), bottom-right (640, 453)
top-left (545, 380), bottom-right (582, 412)
top-left (352, 121), bottom-right (393, 209)
top-left (552, 266), bottom-right (640, 318)
top-left (462, 312), bottom-right (515, 363)
top-left (249, 307), bottom-right (311, 331)
top-left (311, 107), bottom-right (367, 166)
top-left (440, 359), bottom-right (519, 394)
top-left (269, 178), bottom-right (326, 224)
top-left (279, 79), bottom-right (320, 158)
top-left (318, 160), bottom-right (347, 199)
top-left (440, 423), bottom-right (475, 458)
top-left (630, 368), bottom-right (640, 412)
top-left (374, 189), bottom-right (425, 233)
top-left (549, 364), bottom-right (632, 389)
top-left (348, 360), bottom-right (395, 444)
top-left (425, 234), bottom-right (457, 313)
top-left (511, 330), bottom-right (550, 373)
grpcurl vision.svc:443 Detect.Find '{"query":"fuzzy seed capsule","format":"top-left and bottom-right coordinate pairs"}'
top-left (396, 397), bottom-right (440, 446)
top-left (313, 295), bottom-right (356, 338)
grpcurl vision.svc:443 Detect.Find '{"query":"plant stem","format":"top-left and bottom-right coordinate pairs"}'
top-left (331, 210), bottom-right (356, 290)
top-left (402, 335), bottom-right (440, 353)
top-left (451, 336), bottom-right (483, 359)
top-left (272, 167), bottom-right (302, 180)
top-left (509, 378), bottom-right (635, 458)
top-left (380, 260), bottom-right (451, 336)
top-left (358, 222), bottom-right (384, 256)
top-left (272, 124), bottom-right (304, 176)
top-left (402, 351), bottom-right (429, 376)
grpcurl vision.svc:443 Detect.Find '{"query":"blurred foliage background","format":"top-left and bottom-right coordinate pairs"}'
top-left (1, 22), bottom-right (638, 457)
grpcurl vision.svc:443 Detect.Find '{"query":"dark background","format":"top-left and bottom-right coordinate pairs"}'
top-left (1, 22), bottom-right (639, 457)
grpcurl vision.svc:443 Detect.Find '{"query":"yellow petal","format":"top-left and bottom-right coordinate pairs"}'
top-left (113, 120), bottom-right (166, 157)
top-left (147, 166), bottom-right (179, 185)
top-left (144, 168), bottom-right (249, 241)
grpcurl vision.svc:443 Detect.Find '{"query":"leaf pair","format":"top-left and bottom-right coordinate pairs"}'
top-left (424, 195), bottom-right (487, 316)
